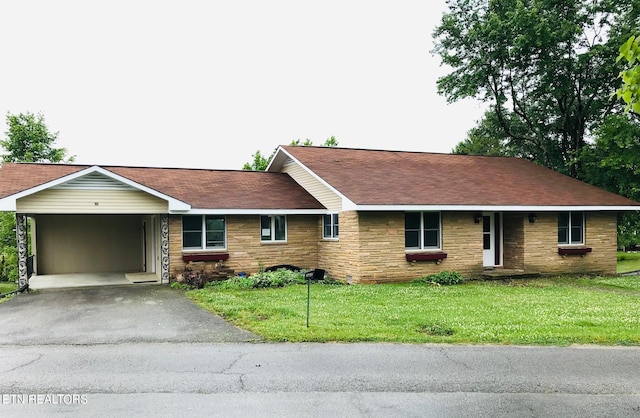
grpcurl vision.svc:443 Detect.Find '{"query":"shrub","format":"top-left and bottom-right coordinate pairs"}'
top-left (210, 268), bottom-right (306, 290)
top-left (413, 271), bottom-right (464, 286)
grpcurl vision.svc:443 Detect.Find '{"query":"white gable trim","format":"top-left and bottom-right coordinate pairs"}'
top-left (268, 147), bottom-right (356, 209)
top-left (0, 165), bottom-right (190, 212)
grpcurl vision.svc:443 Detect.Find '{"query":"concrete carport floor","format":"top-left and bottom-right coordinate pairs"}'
top-left (28, 272), bottom-right (159, 290)
top-left (0, 284), bottom-right (261, 345)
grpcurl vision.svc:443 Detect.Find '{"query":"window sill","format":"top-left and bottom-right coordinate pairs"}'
top-left (182, 253), bottom-right (229, 262)
top-left (406, 252), bottom-right (448, 262)
top-left (558, 246), bottom-right (592, 256)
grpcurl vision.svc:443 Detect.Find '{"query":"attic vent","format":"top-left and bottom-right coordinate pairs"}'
top-left (53, 172), bottom-right (136, 191)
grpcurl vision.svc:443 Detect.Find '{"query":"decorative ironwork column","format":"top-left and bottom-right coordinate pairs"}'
top-left (15, 213), bottom-right (28, 288)
top-left (160, 215), bottom-right (169, 284)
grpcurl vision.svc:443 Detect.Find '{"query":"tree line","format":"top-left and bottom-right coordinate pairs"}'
top-left (434, 0), bottom-right (640, 248)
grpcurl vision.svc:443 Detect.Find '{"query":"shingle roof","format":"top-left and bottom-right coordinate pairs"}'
top-left (0, 163), bottom-right (325, 210)
top-left (280, 146), bottom-right (640, 207)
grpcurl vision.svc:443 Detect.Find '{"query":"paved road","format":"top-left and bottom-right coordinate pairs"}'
top-left (0, 286), bottom-right (638, 417)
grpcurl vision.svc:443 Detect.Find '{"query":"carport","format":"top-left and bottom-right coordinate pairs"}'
top-left (0, 165), bottom-right (187, 288)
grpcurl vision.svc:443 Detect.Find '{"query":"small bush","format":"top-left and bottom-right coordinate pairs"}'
top-left (413, 271), bottom-right (464, 286)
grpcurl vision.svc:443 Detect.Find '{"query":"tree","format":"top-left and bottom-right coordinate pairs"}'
top-left (0, 112), bottom-right (73, 281)
top-left (616, 34), bottom-right (640, 114)
top-left (243, 136), bottom-right (339, 171)
top-left (1, 112), bottom-right (72, 163)
top-left (452, 110), bottom-right (511, 156)
top-left (581, 114), bottom-right (640, 248)
top-left (242, 149), bottom-right (275, 171)
top-left (434, 0), bottom-right (640, 178)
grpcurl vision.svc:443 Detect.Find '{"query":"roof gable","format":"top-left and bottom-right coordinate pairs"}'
top-left (275, 146), bottom-right (640, 210)
top-left (0, 163), bottom-right (325, 213)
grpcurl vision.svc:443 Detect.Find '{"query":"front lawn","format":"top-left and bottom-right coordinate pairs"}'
top-left (617, 251), bottom-right (640, 273)
top-left (0, 281), bottom-right (18, 303)
top-left (186, 276), bottom-right (640, 346)
top-left (0, 281), bottom-right (17, 294)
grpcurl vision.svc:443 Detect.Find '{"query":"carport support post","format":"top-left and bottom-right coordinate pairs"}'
top-left (16, 213), bottom-right (28, 288)
top-left (160, 215), bottom-right (170, 284)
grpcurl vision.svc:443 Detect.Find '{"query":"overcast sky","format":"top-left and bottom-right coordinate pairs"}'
top-left (0, 1), bottom-right (486, 170)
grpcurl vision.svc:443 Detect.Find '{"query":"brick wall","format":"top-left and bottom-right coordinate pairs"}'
top-left (169, 210), bottom-right (619, 282)
top-left (169, 214), bottom-right (319, 277)
top-left (318, 210), bottom-right (360, 283)
top-left (503, 213), bottom-right (525, 270)
top-left (523, 211), bottom-right (617, 276)
top-left (320, 211), bottom-right (485, 284)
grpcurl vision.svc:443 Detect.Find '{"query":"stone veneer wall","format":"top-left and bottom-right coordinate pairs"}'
top-left (319, 211), bottom-right (485, 284)
top-left (503, 213), bottom-right (525, 270)
top-left (168, 214), bottom-right (319, 277)
top-left (523, 211), bottom-right (617, 276)
top-left (317, 210), bottom-right (360, 283)
top-left (168, 210), bottom-right (618, 282)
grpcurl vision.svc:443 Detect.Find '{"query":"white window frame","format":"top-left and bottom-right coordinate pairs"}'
top-left (405, 211), bottom-right (441, 251)
top-left (558, 211), bottom-right (585, 245)
top-left (260, 215), bottom-right (287, 242)
top-left (323, 213), bottom-right (339, 240)
top-left (182, 215), bottom-right (226, 250)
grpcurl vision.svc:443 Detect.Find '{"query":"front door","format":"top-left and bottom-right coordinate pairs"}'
top-left (483, 212), bottom-right (502, 267)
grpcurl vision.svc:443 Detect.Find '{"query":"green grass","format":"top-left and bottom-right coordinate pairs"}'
top-left (617, 251), bottom-right (640, 273)
top-left (0, 281), bottom-right (17, 294)
top-left (0, 281), bottom-right (18, 303)
top-left (186, 276), bottom-right (640, 346)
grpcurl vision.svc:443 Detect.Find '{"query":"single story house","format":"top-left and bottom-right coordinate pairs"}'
top-left (0, 145), bottom-right (638, 287)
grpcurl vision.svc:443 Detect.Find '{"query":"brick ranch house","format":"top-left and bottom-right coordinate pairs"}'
top-left (0, 145), bottom-right (638, 288)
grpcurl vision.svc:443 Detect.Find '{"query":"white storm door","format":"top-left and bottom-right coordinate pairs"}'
top-left (482, 213), bottom-right (495, 267)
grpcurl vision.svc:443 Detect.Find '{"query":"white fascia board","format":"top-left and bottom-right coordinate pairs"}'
top-left (264, 146), bottom-right (285, 172)
top-left (173, 208), bottom-right (328, 215)
top-left (0, 198), bottom-right (16, 211)
top-left (270, 147), bottom-right (356, 208)
top-left (352, 205), bottom-right (640, 212)
top-left (2, 166), bottom-right (190, 212)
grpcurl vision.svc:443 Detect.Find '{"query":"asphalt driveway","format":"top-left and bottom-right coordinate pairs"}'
top-left (0, 285), bottom-right (261, 345)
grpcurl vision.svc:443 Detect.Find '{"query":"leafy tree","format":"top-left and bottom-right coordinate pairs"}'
top-left (616, 34), bottom-right (640, 114)
top-left (1, 112), bottom-right (73, 163)
top-left (0, 112), bottom-right (73, 281)
top-left (434, 0), bottom-right (640, 178)
top-left (243, 136), bottom-right (339, 171)
top-left (452, 110), bottom-right (511, 156)
top-left (242, 149), bottom-right (274, 171)
top-left (581, 114), bottom-right (640, 248)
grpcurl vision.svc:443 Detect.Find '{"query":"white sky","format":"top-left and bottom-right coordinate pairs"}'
top-left (0, 1), bottom-right (487, 170)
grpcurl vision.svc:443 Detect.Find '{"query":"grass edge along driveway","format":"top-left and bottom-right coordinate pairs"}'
top-left (186, 276), bottom-right (640, 346)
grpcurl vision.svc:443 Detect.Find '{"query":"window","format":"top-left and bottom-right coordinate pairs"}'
top-left (182, 215), bottom-right (226, 250)
top-left (558, 212), bottom-right (584, 245)
top-left (405, 212), bottom-right (441, 250)
top-left (323, 213), bottom-right (339, 239)
top-left (260, 215), bottom-right (286, 242)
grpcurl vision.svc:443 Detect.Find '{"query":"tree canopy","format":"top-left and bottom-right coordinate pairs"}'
top-left (434, 0), bottom-right (640, 177)
top-left (1, 112), bottom-right (72, 163)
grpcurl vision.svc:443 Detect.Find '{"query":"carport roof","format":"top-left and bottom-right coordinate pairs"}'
top-left (0, 163), bottom-right (326, 212)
